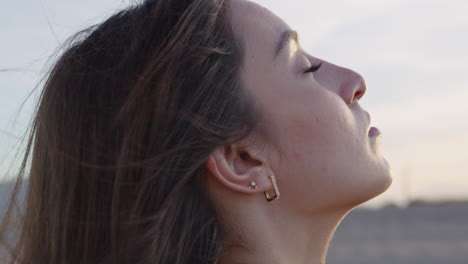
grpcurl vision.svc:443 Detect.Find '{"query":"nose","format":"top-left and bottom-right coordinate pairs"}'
top-left (310, 57), bottom-right (367, 105)
top-left (304, 55), bottom-right (368, 104)
top-left (339, 70), bottom-right (367, 105)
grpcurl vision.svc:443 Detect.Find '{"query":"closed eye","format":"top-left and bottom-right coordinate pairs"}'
top-left (304, 62), bottom-right (322, 74)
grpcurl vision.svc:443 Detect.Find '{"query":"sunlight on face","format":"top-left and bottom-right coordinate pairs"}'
top-left (229, 0), bottom-right (392, 213)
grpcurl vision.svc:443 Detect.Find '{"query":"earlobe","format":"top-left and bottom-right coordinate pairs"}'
top-left (245, 175), bottom-right (280, 201)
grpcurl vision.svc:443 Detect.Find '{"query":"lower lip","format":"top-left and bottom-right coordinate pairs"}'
top-left (368, 127), bottom-right (381, 137)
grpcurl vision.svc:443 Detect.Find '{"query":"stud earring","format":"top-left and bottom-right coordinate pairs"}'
top-left (264, 175), bottom-right (280, 202)
top-left (248, 181), bottom-right (258, 189)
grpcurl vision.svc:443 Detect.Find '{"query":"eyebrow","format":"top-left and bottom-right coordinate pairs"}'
top-left (274, 30), bottom-right (298, 59)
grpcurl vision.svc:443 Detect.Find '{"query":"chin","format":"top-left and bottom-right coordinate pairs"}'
top-left (340, 165), bottom-right (393, 209)
top-left (367, 173), bottom-right (393, 201)
top-left (376, 158), bottom-right (393, 192)
top-left (359, 164), bottom-right (393, 204)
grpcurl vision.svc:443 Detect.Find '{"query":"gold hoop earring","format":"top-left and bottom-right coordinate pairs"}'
top-left (264, 175), bottom-right (280, 202)
top-left (248, 181), bottom-right (258, 189)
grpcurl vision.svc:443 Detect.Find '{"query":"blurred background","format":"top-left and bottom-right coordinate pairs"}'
top-left (1, 0), bottom-right (467, 263)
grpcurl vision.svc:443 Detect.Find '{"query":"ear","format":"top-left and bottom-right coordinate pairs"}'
top-left (204, 144), bottom-right (274, 194)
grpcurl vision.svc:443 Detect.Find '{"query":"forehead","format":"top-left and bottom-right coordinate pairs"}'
top-left (229, 0), bottom-right (290, 59)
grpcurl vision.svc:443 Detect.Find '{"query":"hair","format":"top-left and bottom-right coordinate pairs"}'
top-left (0, 0), bottom-right (262, 263)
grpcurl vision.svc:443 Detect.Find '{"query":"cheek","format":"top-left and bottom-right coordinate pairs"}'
top-left (280, 91), bottom-right (356, 162)
top-left (271, 91), bottom-right (365, 208)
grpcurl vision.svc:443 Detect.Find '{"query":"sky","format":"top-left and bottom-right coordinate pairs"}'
top-left (1, 0), bottom-right (467, 208)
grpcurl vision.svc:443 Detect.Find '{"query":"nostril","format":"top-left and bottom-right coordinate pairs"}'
top-left (353, 78), bottom-right (367, 102)
top-left (354, 90), bottom-right (364, 101)
top-left (338, 68), bottom-right (367, 105)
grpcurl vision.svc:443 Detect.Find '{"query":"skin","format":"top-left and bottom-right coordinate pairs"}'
top-left (204, 0), bottom-right (392, 263)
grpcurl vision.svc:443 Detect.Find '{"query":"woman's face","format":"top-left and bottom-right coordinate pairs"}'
top-left (229, 0), bottom-right (392, 212)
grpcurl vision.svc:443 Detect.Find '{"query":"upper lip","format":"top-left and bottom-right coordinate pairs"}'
top-left (354, 103), bottom-right (372, 131)
top-left (364, 111), bottom-right (371, 129)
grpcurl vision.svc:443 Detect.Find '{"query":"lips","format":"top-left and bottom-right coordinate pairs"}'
top-left (368, 126), bottom-right (381, 137)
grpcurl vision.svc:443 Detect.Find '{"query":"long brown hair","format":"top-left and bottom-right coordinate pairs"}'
top-left (0, 0), bottom-right (260, 263)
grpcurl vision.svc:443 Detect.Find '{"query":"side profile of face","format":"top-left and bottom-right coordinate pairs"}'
top-left (206, 0), bottom-right (392, 216)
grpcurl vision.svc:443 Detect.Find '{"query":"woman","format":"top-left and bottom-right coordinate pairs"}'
top-left (0, 0), bottom-right (392, 263)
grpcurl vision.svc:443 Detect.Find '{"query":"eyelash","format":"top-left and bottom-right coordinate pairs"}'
top-left (304, 62), bottom-right (322, 74)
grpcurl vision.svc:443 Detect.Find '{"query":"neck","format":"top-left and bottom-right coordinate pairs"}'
top-left (216, 201), bottom-right (351, 264)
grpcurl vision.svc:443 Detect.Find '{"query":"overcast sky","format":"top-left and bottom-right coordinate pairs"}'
top-left (1, 0), bottom-right (467, 208)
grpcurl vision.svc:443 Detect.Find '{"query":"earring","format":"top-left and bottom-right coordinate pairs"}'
top-left (264, 175), bottom-right (280, 202)
top-left (248, 181), bottom-right (258, 189)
